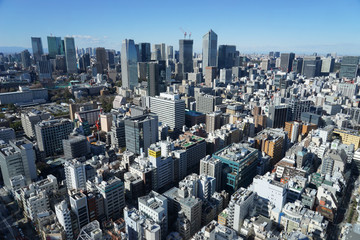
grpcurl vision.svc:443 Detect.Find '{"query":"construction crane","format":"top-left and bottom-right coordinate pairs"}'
top-left (179, 27), bottom-right (187, 39)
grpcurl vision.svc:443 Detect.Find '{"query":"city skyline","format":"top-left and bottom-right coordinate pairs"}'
top-left (1, 0), bottom-right (360, 55)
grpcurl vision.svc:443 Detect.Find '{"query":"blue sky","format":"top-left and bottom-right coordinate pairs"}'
top-left (1, 0), bottom-right (360, 55)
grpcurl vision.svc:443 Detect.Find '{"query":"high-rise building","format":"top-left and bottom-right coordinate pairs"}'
top-left (339, 56), bottom-right (359, 79)
top-left (200, 156), bottom-right (222, 192)
top-left (64, 159), bottom-right (86, 192)
top-left (139, 43), bottom-right (151, 62)
top-left (31, 37), bottom-right (44, 62)
top-left (213, 143), bottom-right (258, 192)
top-left (288, 98), bottom-right (312, 121)
top-left (280, 53), bottom-right (295, 73)
top-left (149, 92), bottom-right (185, 130)
top-left (267, 104), bottom-right (289, 128)
top-left (179, 39), bottom-right (193, 73)
top-left (0, 139), bottom-right (37, 189)
top-left (147, 62), bottom-right (160, 97)
top-left (35, 118), bottom-right (74, 156)
top-left (138, 191), bottom-right (168, 238)
top-left (80, 53), bottom-right (90, 72)
top-left (95, 47), bottom-right (108, 74)
top-left (111, 115), bottom-right (126, 150)
top-left (121, 39), bottom-right (138, 90)
top-left (99, 113), bottom-right (112, 132)
top-left (124, 114), bottom-right (158, 155)
top-left (55, 200), bottom-right (73, 240)
top-left (167, 45), bottom-right (173, 60)
top-left (96, 176), bottom-right (125, 220)
top-left (202, 30), bottom-right (218, 68)
top-left (160, 43), bottom-right (166, 60)
top-left (64, 37), bottom-right (77, 73)
top-left (218, 45), bottom-right (236, 69)
top-left (69, 191), bottom-right (89, 229)
top-left (205, 66), bottom-right (217, 87)
top-left (301, 57), bottom-right (322, 78)
top-left (219, 68), bottom-right (232, 84)
top-left (62, 134), bottom-right (90, 159)
top-left (196, 93), bottom-right (222, 114)
top-left (47, 36), bottom-right (63, 59)
top-left (21, 50), bottom-right (31, 69)
top-left (321, 57), bottom-right (335, 75)
top-left (206, 111), bottom-right (222, 133)
top-left (0, 127), bottom-right (15, 143)
top-left (292, 58), bottom-right (303, 74)
top-left (37, 59), bottom-right (52, 81)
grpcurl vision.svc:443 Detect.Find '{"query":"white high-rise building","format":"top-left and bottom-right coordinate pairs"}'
top-left (148, 144), bottom-right (173, 191)
top-left (149, 92), bottom-right (185, 130)
top-left (55, 200), bottom-right (73, 240)
top-left (200, 156), bottom-right (222, 191)
top-left (121, 39), bottom-right (138, 90)
top-left (64, 159), bottom-right (86, 192)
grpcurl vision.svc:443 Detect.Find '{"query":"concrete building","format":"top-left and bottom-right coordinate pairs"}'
top-left (339, 56), bottom-right (359, 79)
top-left (124, 114), bottom-right (158, 155)
top-left (280, 53), bottom-right (295, 73)
top-left (254, 128), bottom-right (286, 165)
top-left (200, 156), bottom-right (222, 192)
top-left (111, 114), bottom-right (126, 150)
top-left (206, 111), bottom-right (222, 133)
top-left (55, 200), bottom-right (73, 240)
top-left (64, 159), bottom-right (86, 192)
top-left (191, 220), bottom-right (241, 240)
top-left (219, 68), bottom-right (232, 84)
top-left (96, 177), bottom-right (125, 220)
top-left (35, 118), bottom-right (74, 156)
top-left (213, 143), bottom-right (259, 192)
top-left (149, 92), bottom-right (185, 130)
top-left (196, 94), bottom-right (222, 114)
top-left (70, 190), bottom-right (90, 229)
top-left (121, 39), bottom-right (138, 90)
top-left (205, 66), bottom-right (217, 87)
top-left (202, 30), bottom-right (218, 68)
top-left (100, 113), bottom-right (112, 132)
top-left (0, 87), bottom-right (48, 106)
top-left (21, 110), bottom-right (51, 138)
top-left (0, 127), bottom-right (15, 143)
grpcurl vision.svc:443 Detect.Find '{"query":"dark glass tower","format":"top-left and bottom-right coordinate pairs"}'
top-left (31, 37), bottom-right (44, 62)
top-left (179, 39), bottom-right (193, 73)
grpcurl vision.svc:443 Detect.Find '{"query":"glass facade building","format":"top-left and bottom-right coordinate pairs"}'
top-left (121, 39), bottom-right (138, 90)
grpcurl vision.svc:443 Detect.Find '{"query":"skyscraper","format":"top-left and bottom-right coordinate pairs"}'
top-left (339, 56), bottom-right (359, 79)
top-left (64, 159), bottom-right (86, 192)
top-left (121, 39), bottom-right (138, 90)
top-left (217, 45), bottom-right (237, 69)
top-left (95, 47), bottom-right (108, 74)
top-left (64, 37), bottom-right (77, 73)
top-left (147, 62), bottom-right (160, 97)
top-left (280, 53), bottom-right (295, 73)
top-left (47, 36), bottom-right (62, 59)
top-left (21, 50), bottom-right (31, 69)
top-left (202, 29), bottom-right (217, 68)
top-left (179, 39), bottom-right (193, 73)
top-left (31, 37), bottom-right (44, 63)
top-left (138, 43), bottom-right (151, 62)
top-left (301, 57), bottom-right (322, 78)
top-left (167, 45), bottom-right (173, 60)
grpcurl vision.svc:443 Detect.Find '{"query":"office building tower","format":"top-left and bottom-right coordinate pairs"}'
top-left (179, 39), bottom-right (193, 73)
top-left (260, 59), bottom-right (270, 71)
top-left (196, 94), bottom-right (222, 114)
top-left (31, 37), bottom-right (44, 62)
top-left (21, 111), bottom-right (52, 139)
top-left (337, 82), bottom-right (359, 98)
top-left (111, 115), bottom-right (126, 150)
top-left (167, 45), bottom-right (173, 59)
top-left (80, 53), bottom-right (90, 72)
top-left (152, 44), bottom-right (161, 61)
top-left (21, 50), bottom-right (31, 69)
top-left (274, 52), bottom-right (280, 58)
top-left (70, 191), bottom-right (89, 229)
top-left (35, 118), bottom-right (74, 156)
top-left (149, 92), bottom-right (185, 130)
top-left (63, 134), bottom-right (90, 159)
top-left (339, 56), bottom-right (359, 79)
top-left (138, 191), bottom-right (168, 238)
top-left (147, 62), bottom-right (160, 97)
top-left (206, 111), bottom-right (222, 133)
top-left (252, 173), bottom-right (287, 210)
top-left (96, 47), bottom-right (108, 74)
top-left (37, 59), bottom-right (52, 81)
top-left (0, 127), bottom-right (15, 143)
top-left (288, 98), bottom-right (312, 121)
top-left (139, 43), bottom-right (151, 62)
top-left (321, 57), bottom-right (335, 75)
top-left (200, 156), bottom-right (222, 191)
top-left (219, 68), bottom-right (232, 84)
top-left (280, 53), bottom-right (295, 72)
top-left (99, 113), bottom-right (112, 132)
top-left (107, 49), bottom-right (115, 67)
top-left (55, 55), bottom-right (67, 72)
top-left (218, 45), bottom-right (236, 69)
top-left (226, 188), bottom-right (255, 232)
top-left (64, 159), bottom-right (86, 192)
top-left (159, 43), bottom-right (166, 60)
top-left (301, 57), bottom-right (321, 78)
top-left (96, 176), bottom-right (125, 220)
top-left (202, 30), bottom-right (218, 68)
top-left (292, 58), bottom-right (303, 74)
top-left (121, 39), bottom-right (138, 90)
top-left (205, 66), bottom-right (217, 87)
top-left (64, 37), bottom-right (77, 73)
top-left (164, 186), bottom-right (202, 237)
top-left (47, 36), bottom-right (63, 59)
top-left (267, 104), bottom-right (289, 128)
top-left (213, 143), bottom-right (258, 192)
top-left (0, 139), bottom-right (37, 189)
top-left (55, 200), bottom-right (73, 240)
top-left (124, 114), bottom-right (158, 155)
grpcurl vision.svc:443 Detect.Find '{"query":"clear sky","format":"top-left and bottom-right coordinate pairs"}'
top-left (1, 0), bottom-right (360, 55)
